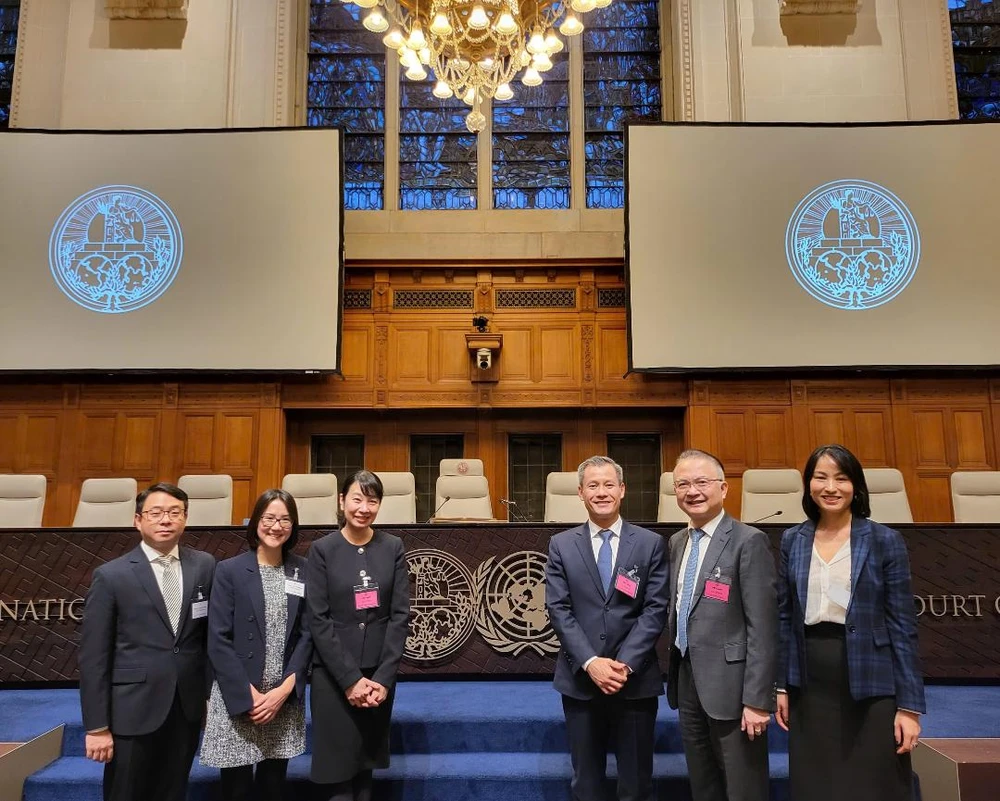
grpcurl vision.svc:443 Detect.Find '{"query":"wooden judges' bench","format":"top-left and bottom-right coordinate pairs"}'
top-left (2, 523), bottom-right (1000, 682)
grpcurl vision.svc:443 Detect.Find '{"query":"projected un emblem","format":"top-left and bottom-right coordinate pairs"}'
top-left (785, 180), bottom-right (919, 310)
top-left (49, 185), bottom-right (183, 314)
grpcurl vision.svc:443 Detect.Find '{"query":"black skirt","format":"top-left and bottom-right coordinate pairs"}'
top-left (309, 665), bottom-right (395, 785)
top-left (788, 622), bottom-right (912, 801)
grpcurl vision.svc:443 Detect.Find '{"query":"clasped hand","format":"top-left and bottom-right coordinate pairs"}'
top-left (346, 677), bottom-right (389, 708)
top-left (586, 657), bottom-right (629, 695)
top-left (249, 683), bottom-right (291, 725)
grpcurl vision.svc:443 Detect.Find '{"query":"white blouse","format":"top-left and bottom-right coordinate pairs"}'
top-left (804, 538), bottom-right (852, 625)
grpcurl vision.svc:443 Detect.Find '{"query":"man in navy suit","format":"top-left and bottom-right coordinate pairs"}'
top-left (545, 455), bottom-right (670, 801)
top-left (79, 482), bottom-right (216, 801)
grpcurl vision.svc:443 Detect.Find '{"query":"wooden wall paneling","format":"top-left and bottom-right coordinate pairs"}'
top-left (339, 323), bottom-right (374, 384)
top-left (496, 326), bottom-right (534, 384)
top-left (0, 409), bottom-right (64, 525)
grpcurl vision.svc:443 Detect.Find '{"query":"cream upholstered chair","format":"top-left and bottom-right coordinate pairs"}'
top-left (544, 471), bottom-right (587, 523)
top-left (951, 471), bottom-right (1000, 523)
top-left (864, 468), bottom-right (913, 524)
top-left (433, 474), bottom-right (493, 521)
top-left (72, 478), bottom-right (138, 527)
top-left (740, 469), bottom-right (806, 525)
top-left (177, 474), bottom-right (233, 526)
top-left (374, 472), bottom-right (417, 524)
top-left (656, 472), bottom-right (688, 524)
top-left (0, 474), bottom-right (47, 528)
top-left (281, 473), bottom-right (338, 526)
top-left (438, 458), bottom-right (485, 477)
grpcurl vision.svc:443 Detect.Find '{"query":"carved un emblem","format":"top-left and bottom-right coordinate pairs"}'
top-left (404, 549), bottom-right (477, 663)
top-left (473, 551), bottom-right (559, 656)
top-left (49, 185), bottom-right (183, 314)
top-left (785, 179), bottom-right (919, 310)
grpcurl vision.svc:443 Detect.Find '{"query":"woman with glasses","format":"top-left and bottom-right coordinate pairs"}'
top-left (307, 470), bottom-right (410, 801)
top-left (775, 444), bottom-right (924, 801)
top-left (200, 489), bottom-right (312, 801)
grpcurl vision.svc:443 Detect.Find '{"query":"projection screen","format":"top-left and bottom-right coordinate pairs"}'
top-left (0, 128), bottom-right (342, 372)
top-left (626, 122), bottom-right (1000, 371)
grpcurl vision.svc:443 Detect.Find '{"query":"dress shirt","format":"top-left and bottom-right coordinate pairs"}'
top-left (582, 517), bottom-right (623, 673)
top-left (804, 538), bottom-right (851, 625)
top-left (674, 509), bottom-right (725, 614)
top-left (140, 540), bottom-right (184, 599)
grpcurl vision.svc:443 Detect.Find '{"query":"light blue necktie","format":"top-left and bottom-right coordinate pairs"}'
top-left (597, 529), bottom-right (613, 596)
top-left (676, 528), bottom-right (704, 655)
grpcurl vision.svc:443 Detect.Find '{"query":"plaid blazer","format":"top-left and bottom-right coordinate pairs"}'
top-left (777, 516), bottom-right (925, 713)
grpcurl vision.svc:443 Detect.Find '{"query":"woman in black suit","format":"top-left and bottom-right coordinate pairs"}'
top-left (775, 445), bottom-right (924, 801)
top-left (201, 489), bottom-right (312, 801)
top-left (307, 470), bottom-right (410, 801)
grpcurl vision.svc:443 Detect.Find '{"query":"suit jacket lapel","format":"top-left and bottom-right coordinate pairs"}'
top-left (847, 516), bottom-right (871, 616)
top-left (284, 559), bottom-right (302, 648)
top-left (690, 514), bottom-right (732, 615)
top-left (175, 546), bottom-right (199, 641)
top-left (242, 552), bottom-right (267, 641)
top-left (612, 523), bottom-right (637, 583)
top-left (573, 524), bottom-right (605, 597)
top-left (794, 521), bottom-right (816, 615)
top-left (129, 545), bottom-right (173, 634)
top-left (669, 531), bottom-right (686, 629)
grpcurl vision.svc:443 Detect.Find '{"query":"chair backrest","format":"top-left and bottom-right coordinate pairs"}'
top-left (374, 472), bottom-right (417, 524)
top-left (281, 473), bottom-right (338, 526)
top-left (864, 467), bottom-right (913, 524)
top-left (740, 469), bottom-right (806, 524)
top-left (439, 458), bottom-right (484, 477)
top-left (0, 474), bottom-right (47, 528)
top-left (951, 471), bottom-right (1000, 524)
top-left (656, 472), bottom-right (688, 524)
top-left (73, 478), bottom-right (138, 528)
top-left (544, 471), bottom-right (587, 523)
top-left (177, 474), bottom-right (233, 526)
top-left (433, 474), bottom-right (493, 520)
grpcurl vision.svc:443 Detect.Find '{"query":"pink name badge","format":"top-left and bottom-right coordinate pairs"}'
top-left (704, 580), bottom-right (730, 603)
top-left (354, 589), bottom-right (379, 610)
top-left (615, 573), bottom-right (639, 599)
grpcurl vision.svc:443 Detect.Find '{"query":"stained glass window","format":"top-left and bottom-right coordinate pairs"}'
top-left (507, 433), bottom-right (562, 522)
top-left (308, 0), bottom-right (386, 210)
top-left (492, 59), bottom-right (571, 209)
top-left (583, 0), bottom-right (662, 208)
top-left (950, 0), bottom-right (1000, 119)
top-left (399, 80), bottom-right (477, 210)
top-left (0, 1), bottom-right (20, 129)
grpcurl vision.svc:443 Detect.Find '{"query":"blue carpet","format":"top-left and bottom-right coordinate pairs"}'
top-left (1, 682), bottom-right (996, 801)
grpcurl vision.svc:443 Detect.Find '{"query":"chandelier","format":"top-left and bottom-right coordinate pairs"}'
top-left (343, 0), bottom-right (613, 132)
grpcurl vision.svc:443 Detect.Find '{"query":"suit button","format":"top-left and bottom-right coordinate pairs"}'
top-left (173, 647), bottom-right (179, 654)
top-left (605, 605), bottom-right (610, 612)
top-left (359, 622), bottom-right (366, 630)
top-left (599, 633), bottom-right (606, 640)
top-left (248, 616), bottom-right (254, 622)
top-left (848, 626), bottom-right (856, 633)
top-left (248, 652), bottom-right (253, 659)
top-left (248, 633), bottom-right (254, 640)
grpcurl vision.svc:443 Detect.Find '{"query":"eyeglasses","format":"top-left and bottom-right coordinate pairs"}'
top-left (141, 508), bottom-right (186, 521)
top-left (260, 515), bottom-right (294, 529)
top-left (674, 478), bottom-right (724, 493)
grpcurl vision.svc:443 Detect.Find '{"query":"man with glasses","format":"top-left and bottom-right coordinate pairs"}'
top-left (665, 450), bottom-right (777, 801)
top-left (79, 482), bottom-right (216, 801)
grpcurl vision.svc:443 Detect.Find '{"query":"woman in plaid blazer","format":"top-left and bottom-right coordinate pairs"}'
top-left (775, 444), bottom-right (925, 801)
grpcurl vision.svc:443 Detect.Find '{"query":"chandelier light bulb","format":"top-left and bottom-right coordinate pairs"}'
top-left (463, 87), bottom-right (478, 105)
top-left (521, 67), bottom-right (542, 87)
top-left (353, 0), bottom-right (378, 7)
top-left (383, 27), bottom-right (405, 48)
top-left (594, 0), bottom-right (612, 7)
top-left (399, 47), bottom-right (419, 69)
top-left (433, 80), bottom-right (454, 99)
top-left (478, 56), bottom-right (495, 70)
top-left (519, 49), bottom-right (531, 66)
top-left (544, 30), bottom-right (564, 53)
top-left (570, 0), bottom-right (596, 11)
top-left (406, 63), bottom-right (428, 81)
top-left (495, 11), bottom-right (518, 35)
top-left (419, 47), bottom-right (432, 64)
top-left (526, 29), bottom-right (547, 54)
top-left (429, 11), bottom-right (453, 35)
top-left (363, 9), bottom-right (389, 32)
top-left (494, 82), bottom-right (514, 101)
top-left (468, 4), bottom-right (490, 29)
top-left (532, 52), bottom-right (552, 72)
top-left (406, 24), bottom-right (427, 50)
top-left (559, 13), bottom-right (584, 36)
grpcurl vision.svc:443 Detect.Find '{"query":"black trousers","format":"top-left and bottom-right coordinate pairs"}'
top-left (103, 693), bottom-right (201, 801)
top-left (221, 759), bottom-right (290, 801)
top-left (562, 693), bottom-right (658, 801)
top-left (676, 657), bottom-right (770, 801)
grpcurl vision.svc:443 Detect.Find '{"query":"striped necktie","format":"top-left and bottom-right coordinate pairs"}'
top-left (154, 555), bottom-right (181, 635)
top-left (676, 528), bottom-right (704, 655)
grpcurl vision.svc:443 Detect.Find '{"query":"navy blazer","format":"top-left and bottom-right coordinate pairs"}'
top-left (544, 520), bottom-right (670, 701)
top-left (207, 550), bottom-right (312, 717)
top-left (777, 516), bottom-right (925, 713)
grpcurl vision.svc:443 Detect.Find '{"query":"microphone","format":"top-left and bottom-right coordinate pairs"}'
top-left (750, 510), bottom-right (783, 525)
top-left (500, 498), bottom-right (528, 523)
top-left (427, 496), bottom-right (451, 523)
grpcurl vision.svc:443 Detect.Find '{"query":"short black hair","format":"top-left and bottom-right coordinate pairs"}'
top-left (802, 444), bottom-right (871, 523)
top-left (340, 470), bottom-right (384, 502)
top-left (246, 488), bottom-right (300, 556)
top-left (135, 482), bottom-right (188, 516)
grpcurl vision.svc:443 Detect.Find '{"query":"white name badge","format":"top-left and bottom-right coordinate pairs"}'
top-left (191, 600), bottom-right (209, 619)
top-left (827, 584), bottom-right (851, 610)
top-left (285, 579), bottom-right (305, 598)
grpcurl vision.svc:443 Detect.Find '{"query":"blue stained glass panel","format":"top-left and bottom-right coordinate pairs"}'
top-left (950, 0), bottom-right (1000, 120)
top-left (308, 1), bottom-right (386, 210)
top-left (583, 0), bottom-right (661, 208)
top-left (0, 1), bottom-right (19, 130)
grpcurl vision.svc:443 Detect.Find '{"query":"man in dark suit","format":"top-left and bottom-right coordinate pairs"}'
top-left (545, 455), bottom-right (670, 801)
top-left (666, 450), bottom-right (777, 801)
top-left (79, 482), bottom-right (216, 801)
